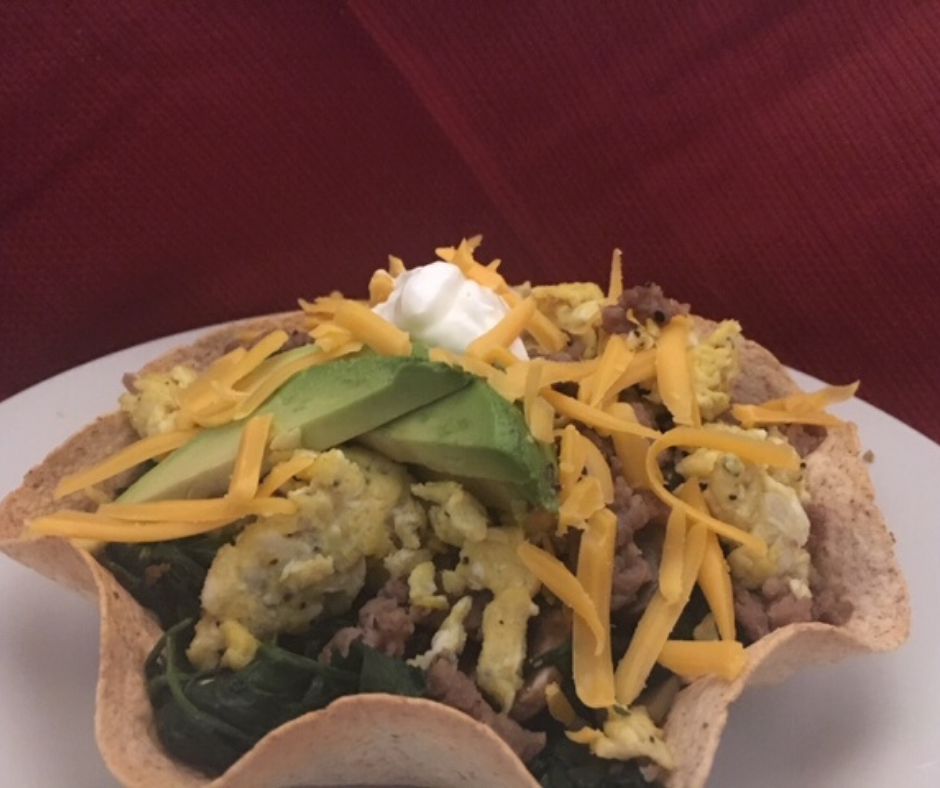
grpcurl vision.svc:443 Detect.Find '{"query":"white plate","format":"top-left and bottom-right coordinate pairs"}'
top-left (0, 330), bottom-right (936, 787)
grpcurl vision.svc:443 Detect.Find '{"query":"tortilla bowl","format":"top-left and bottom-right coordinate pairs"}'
top-left (0, 313), bottom-right (910, 788)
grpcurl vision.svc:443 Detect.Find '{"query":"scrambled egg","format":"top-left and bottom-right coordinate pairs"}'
top-left (677, 426), bottom-right (812, 597)
top-left (529, 282), bottom-right (606, 357)
top-left (569, 706), bottom-right (674, 769)
top-left (691, 320), bottom-right (741, 421)
top-left (409, 595), bottom-right (473, 670)
top-left (188, 446), bottom-right (428, 669)
top-left (442, 525), bottom-right (541, 710)
top-left (407, 561), bottom-right (448, 610)
top-left (478, 586), bottom-right (539, 711)
top-left (185, 444), bottom-right (540, 701)
top-left (412, 481), bottom-right (488, 547)
top-left (119, 365), bottom-right (197, 437)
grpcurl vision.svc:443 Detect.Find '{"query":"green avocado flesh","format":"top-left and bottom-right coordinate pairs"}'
top-left (358, 379), bottom-right (558, 512)
top-left (119, 354), bottom-right (471, 503)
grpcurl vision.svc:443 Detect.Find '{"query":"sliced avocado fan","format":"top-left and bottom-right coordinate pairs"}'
top-left (358, 379), bottom-right (558, 512)
top-left (119, 353), bottom-right (471, 503)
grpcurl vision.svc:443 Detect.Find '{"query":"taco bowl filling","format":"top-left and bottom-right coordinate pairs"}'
top-left (24, 239), bottom-right (879, 785)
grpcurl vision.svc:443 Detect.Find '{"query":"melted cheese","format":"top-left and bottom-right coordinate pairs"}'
top-left (54, 429), bottom-right (200, 499)
top-left (573, 507), bottom-right (617, 708)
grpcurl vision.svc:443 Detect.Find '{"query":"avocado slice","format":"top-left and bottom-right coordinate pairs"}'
top-left (358, 379), bottom-right (558, 512)
top-left (119, 354), bottom-right (470, 503)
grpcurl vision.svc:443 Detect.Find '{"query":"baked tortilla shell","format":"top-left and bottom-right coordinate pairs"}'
top-left (0, 316), bottom-right (910, 788)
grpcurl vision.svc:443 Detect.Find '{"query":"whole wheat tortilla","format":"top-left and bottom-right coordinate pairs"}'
top-left (0, 315), bottom-right (910, 788)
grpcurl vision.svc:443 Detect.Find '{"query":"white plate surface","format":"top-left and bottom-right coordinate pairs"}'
top-left (0, 329), bottom-right (936, 787)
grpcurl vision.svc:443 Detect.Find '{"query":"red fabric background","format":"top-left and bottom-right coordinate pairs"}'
top-left (2, 1), bottom-right (939, 443)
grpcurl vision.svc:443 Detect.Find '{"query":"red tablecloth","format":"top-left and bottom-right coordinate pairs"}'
top-left (3, 1), bottom-right (939, 444)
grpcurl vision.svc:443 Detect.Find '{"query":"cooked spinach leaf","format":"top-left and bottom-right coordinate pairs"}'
top-left (145, 620), bottom-right (427, 776)
top-left (528, 729), bottom-right (649, 788)
top-left (100, 528), bottom-right (237, 629)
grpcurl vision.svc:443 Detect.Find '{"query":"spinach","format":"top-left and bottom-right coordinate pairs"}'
top-left (524, 639), bottom-right (661, 787)
top-left (145, 620), bottom-right (426, 776)
top-left (100, 528), bottom-right (237, 629)
top-left (528, 729), bottom-right (649, 788)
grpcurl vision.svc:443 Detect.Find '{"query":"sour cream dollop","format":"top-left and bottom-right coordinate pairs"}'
top-left (372, 261), bottom-right (528, 358)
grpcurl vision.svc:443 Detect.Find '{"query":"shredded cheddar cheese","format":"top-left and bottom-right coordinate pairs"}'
top-left (581, 334), bottom-right (634, 407)
top-left (545, 682), bottom-right (579, 727)
top-left (541, 389), bottom-right (661, 440)
top-left (28, 511), bottom-right (235, 543)
top-left (658, 500), bottom-right (687, 604)
top-left (516, 541), bottom-right (606, 653)
top-left (681, 481), bottom-right (737, 642)
top-left (572, 507), bottom-right (617, 708)
top-left (466, 297), bottom-right (536, 359)
top-left (603, 402), bottom-right (651, 490)
top-left (97, 497), bottom-right (295, 522)
top-left (645, 426), bottom-right (801, 555)
top-left (607, 248), bottom-right (624, 303)
top-left (582, 437), bottom-right (614, 505)
top-left (614, 522), bottom-right (708, 705)
top-left (558, 477), bottom-right (606, 530)
top-left (38, 239), bottom-right (832, 760)
top-left (331, 300), bottom-right (412, 357)
top-left (54, 429), bottom-right (200, 499)
top-left (178, 332), bottom-right (289, 426)
top-left (732, 381), bottom-right (858, 428)
top-left (656, 640), bottom-right (746, 681)
top-left (601, 349), bottom-right (657, 405)
top-left (226, 414), bottom-right (274, 502)
top-left (656, 316), bottom-right (700, 427)
top-left (256, 453), bottom-right (316, 499)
